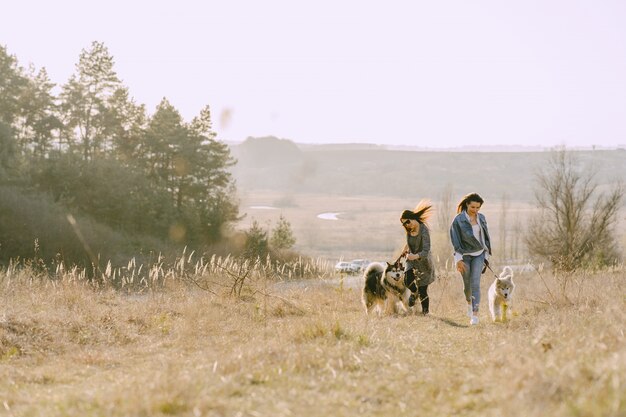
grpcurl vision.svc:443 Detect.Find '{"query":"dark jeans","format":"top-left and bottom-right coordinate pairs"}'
top-left (405, 268), bottom-right (429, 314)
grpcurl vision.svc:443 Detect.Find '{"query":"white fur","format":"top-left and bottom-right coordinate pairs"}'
top-left (381, 263), bottom-right (410, 315)
top-left (488, 266), bottom-right (515, 322)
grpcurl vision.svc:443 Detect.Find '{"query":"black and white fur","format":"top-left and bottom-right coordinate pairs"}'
top-left (488, 266), bottom-right (515, 322)
top-left (361, 260), bottom-right (411, 316)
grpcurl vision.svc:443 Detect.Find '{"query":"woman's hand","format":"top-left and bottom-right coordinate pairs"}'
top-left (406, 253), bottom-right (420, 261)
top-left (456, 260), bottom-right (466, 274)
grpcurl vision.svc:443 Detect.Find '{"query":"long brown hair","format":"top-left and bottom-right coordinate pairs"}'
top-left (456, 193), bottom-right (484, 214)
top-left (400, 199), bottom-right (434, 224)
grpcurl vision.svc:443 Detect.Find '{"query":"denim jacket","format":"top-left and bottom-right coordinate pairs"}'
top-left (449, 211), bottom-right (492, 261)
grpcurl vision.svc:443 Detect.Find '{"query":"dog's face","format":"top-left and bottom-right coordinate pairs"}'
top-left (495, 276), bottom-right (515, 300)
top-left (384, 261), bottom-right (406, 286)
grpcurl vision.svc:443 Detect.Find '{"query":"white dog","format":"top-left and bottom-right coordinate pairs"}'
top-left (488, 266), bottom-right (515, 322)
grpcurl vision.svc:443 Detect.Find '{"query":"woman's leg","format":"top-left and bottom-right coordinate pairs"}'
top-left (404, 268), bottom-right (417, 306)
top-left (404, 268), bottom-right (417, 292)
top-left (468, 253), bottom-right (485, 313)
top-left (461, 256), bottom-right (472, 305)
top-left (417, 285), bottom-right (429, 314)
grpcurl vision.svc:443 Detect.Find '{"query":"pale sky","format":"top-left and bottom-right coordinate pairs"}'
top-left (2, 0), bottom-right (626, 148)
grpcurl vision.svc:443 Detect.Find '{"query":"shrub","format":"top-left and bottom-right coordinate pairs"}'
top-left (526, 149), bottom-right (623, 270)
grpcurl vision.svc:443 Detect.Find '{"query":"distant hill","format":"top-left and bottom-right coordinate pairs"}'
top-left (230, 137), bottom-right (626, 202)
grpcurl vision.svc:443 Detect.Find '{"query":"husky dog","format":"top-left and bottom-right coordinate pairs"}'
top-left (488, 266), bottom-right (515, 322)
top-left (362, 260), bottom-right (410, 316)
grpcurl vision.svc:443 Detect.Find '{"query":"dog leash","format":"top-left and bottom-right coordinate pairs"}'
top-left (485, 262), bottom-right (499, 279)
top-left (393, 250), bottom-right (408, 265)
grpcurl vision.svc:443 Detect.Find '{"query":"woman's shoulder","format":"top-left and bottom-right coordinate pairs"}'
top-left (452, 212), bottom-right (465, 223)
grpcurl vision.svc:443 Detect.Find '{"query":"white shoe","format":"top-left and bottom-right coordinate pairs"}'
top-left (467, 304), bottom-right (473, 317)
top-left (470, 316), bottom-right (479, 326)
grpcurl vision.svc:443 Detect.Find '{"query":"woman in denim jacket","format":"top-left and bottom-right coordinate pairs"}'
top-left (400, 200), bottom-right (436, 315)
top-left (449, 193), bottom-right (492, 325)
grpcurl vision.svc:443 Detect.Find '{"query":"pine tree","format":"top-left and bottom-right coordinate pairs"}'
top-left (0, 45), bottom-right (28, 126)
top-left (270, 214), bottom-right (296, 250)
top-left (142, 100), bottom-right (239, 243)
top-left (16, 67), bottom-right (63, 159)
top-left (244, 220), bottom-right (269, 259)
top-left (107, 86), bottom-right (146, 163)
top-left (59, 41), bottom-right (122, 159)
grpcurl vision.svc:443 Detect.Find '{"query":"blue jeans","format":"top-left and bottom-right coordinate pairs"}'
top-left (461, 252), bottom-right (485, 312)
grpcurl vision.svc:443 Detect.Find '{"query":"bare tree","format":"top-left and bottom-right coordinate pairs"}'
top-left (511, 217), bottom-right (523, 260)
top-left (526, 149), bottom-right (623, 271)
top-left (436, 183), bottom-right (454, 232)
top-left (433, 184), bottom-right (455, 267)
top-left (499, 193), bottom-right (509, 261)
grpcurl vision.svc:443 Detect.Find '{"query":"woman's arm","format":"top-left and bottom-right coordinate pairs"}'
top-left (402, 243), bottom-right (419, 261)
top-left (480, 213), bottom-right (492, 257)
top-left (449, 217), bottom-right (464, 254)
top-left (450, 217), bottom-right (465, 265)
top-left (418, 224), bottom-right (431, 258)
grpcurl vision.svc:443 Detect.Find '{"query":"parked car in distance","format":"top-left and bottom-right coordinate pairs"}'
top-left (334, 261), bottom-right (358, 274)
top-left (350, 259), bottom-right (371, 272)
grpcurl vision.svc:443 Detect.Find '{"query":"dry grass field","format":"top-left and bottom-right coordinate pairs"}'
top-left (1, 187), bottom-right (624, 416)
top-left (0, 259), bottom-right (624, 417)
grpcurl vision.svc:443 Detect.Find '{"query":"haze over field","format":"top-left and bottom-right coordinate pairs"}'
top-left (230, 138), bottom-right (626, 263)
top-left (230, 138), bottom-right (626, 202)
top-left (3, 0), bottom-right (626, 149)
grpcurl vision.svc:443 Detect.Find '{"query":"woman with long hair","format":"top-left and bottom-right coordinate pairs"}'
top-left (399, 200), bottom-right (436, 315)
top-left (449, 193), bottom-right (492, 325)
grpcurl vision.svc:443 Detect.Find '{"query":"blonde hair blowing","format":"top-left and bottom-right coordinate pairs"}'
top-left (400, 199), bottom-right (434, 224)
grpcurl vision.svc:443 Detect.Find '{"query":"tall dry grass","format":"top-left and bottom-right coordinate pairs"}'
top-left (0, 260), bottom-right (624, 417)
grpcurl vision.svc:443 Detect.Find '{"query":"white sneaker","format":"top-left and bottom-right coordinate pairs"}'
top-left (467, 304), bottom-right (473, 317)
top-left (470, 316), bottom-right (479, 326)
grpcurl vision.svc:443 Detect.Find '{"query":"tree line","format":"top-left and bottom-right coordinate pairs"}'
top-left (0, 41), bottom-right (621, 272)
top-left (0, 41), bottom-right (242, 266)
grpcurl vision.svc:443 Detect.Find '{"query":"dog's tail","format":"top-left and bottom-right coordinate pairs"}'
top-left (500, 265), bottom-right (513, 278)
